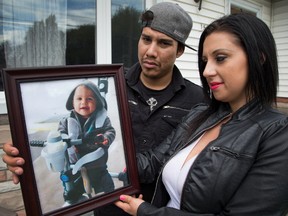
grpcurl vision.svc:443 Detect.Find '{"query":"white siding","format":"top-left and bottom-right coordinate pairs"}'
top-left (172, 0), bottom-right (226, 86)
top-left (172, 0), bottom-right (273, 86)
top-left (272, 0), bottom-right (288, 98)
top-left (170, 0), bottom-right (288, 99)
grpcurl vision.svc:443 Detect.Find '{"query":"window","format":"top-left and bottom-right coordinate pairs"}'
top-left (66, 0), bottom-right (96, 65)
top-left (231, 6), bottom-right (256, 16)
top-left (227, 0), bottom-right (262, 17)
top-left (0, 0), bottom-right (144, 113)
top-left (112, 1), bottom-right (144, 67)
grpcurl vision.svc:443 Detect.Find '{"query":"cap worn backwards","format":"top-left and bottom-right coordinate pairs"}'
top-left (141, 2), bottom-right (196, 51)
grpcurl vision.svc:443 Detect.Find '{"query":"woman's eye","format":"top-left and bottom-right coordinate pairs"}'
top-left (201, 58), bottom-right (207, 65)
top-left (216, 56), bottom-right (226, 62)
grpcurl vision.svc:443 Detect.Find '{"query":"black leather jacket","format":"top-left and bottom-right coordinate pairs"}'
top-left (125, 62), bottom-right (208, 202)
top-left (137, 100), bottom-right (288, 216)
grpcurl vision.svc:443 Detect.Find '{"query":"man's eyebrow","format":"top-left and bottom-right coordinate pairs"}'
top-left (159, 38), bottom-right (173, 44)
top-left (141, 33), bottom-right (174, 45)
top-left (141, 33), bottom-right (150, 37)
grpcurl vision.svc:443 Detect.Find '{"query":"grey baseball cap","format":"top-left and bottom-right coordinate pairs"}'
top-left (141, 2), bottom-right (196, 51)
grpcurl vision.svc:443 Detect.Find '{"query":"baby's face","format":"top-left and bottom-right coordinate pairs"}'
top-left (73, 85), bottom-right (97, 118)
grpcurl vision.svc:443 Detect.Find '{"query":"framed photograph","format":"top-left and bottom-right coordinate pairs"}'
top-left (2, 64), bottom-right (139, 216)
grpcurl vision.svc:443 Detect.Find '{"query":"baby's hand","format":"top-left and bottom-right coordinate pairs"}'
top-left (94, 134), bottom-right (108, 145)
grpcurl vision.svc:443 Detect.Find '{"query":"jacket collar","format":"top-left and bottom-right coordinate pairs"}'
top-left (215, 99), bottom-right (264, 121)
top-left (125, 62), bottom-right (186, 93)
top-left (190, 99), bottom-right (264, 144)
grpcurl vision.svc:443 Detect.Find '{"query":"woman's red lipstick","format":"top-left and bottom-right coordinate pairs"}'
top-left (210, 82), bottom-right (222, 90)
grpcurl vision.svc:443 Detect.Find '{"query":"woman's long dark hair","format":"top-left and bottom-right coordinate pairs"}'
top-left (190, 13), bottom-right (278, 133)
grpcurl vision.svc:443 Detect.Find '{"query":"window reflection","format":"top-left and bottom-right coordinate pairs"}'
top-left (1, 0), bottom-right (67, 90)
top-left (2, 0), bottom-right (67, 68)
top-left (0, 0), bottom-right (144, 91)
top-left (111, 0), bottom-right (144, 67)
top-left (66, 0), bottom-right (96, 65)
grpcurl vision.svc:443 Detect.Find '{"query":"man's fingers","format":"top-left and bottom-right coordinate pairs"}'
top-left (3, 141), bottom-right (18, 156)
top-left (2, 141), bottom-right (25, 167)
top-left (6, 163), bottom-right (24, 175)
top-left (2, 154), bottom-right (24, 167)
top-left (2, 151), bottom-right (25, 184)
top-left (12, 173), bottom-right (20, 184)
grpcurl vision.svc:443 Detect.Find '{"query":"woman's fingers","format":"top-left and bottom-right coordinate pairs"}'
top-left (115, 194), bottom-right (145, 216)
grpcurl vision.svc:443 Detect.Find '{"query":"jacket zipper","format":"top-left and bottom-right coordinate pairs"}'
top-left (128, 100), bottom-right (137, 105)
top-left (163, 105), bottom-right (190, 112)
top-left (210, 146), bottom-right (253, 160)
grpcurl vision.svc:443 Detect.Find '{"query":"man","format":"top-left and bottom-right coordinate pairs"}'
top-left (3, 2), bottom-right (208, 215)
top-left (123, 0), bottom-right (207, 205)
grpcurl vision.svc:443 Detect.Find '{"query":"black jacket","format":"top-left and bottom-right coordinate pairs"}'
top-left (94, 63), bottom-right (207, 215)
top-left (137, 100), bottom-right (288, 216)
top-left (126, 62), bottom-right (208, 153)
top-left (125, 62), bottom-right (208, 202)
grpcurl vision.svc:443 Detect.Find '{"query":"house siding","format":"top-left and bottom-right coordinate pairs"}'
top-left (272, 0), bottom-right (288, 98)
top-left (171, 0), bottom-right (226, 86)
top-left (171, 0), bottom-right (287, 99)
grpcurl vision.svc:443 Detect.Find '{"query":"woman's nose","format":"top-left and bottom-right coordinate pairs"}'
top-left (203, 61), bottom-right (216, 77)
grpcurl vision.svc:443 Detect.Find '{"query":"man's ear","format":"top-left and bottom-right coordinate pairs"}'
top-left (176, 44), bottom-right (185, 58)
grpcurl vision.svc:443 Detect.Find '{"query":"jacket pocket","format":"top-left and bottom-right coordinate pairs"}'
top-left (161, 106), bottom-right (190, 128)
top-left (210, 146), bottom-right (254, 160)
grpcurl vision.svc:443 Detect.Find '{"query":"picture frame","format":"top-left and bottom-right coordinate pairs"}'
top-left (2, 64), bottom-right (140, 216)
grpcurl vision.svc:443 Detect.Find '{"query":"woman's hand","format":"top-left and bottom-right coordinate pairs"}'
top-left (115, 194), bottom-right (144, 216)
top-left (2, 141), bottom-right (25, 184)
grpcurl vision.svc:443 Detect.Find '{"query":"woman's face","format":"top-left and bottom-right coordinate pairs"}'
top-left (73, 85), bottom-right (97, 118)
top-left (202, 31), bottom-right (249, 112)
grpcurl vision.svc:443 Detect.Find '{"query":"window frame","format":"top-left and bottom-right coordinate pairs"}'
top-left (97, 0), bottom-right (112, 64)
top-left (0, 0), bottom-right (145, 114)
top-left (226, 0), bottom-right (263, 18)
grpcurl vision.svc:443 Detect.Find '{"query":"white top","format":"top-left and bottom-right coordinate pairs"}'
top-left (162, 136), bottom-right (202, 209)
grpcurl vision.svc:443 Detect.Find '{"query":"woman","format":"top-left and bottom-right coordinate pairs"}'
top-left (116, 13), bottom-right (288, 215)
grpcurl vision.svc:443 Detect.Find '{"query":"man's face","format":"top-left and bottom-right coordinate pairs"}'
top-left (138, 27), bottom-right (183, 82)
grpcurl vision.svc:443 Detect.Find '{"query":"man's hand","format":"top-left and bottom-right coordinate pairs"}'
top-left (114, 194), bottom-right (144, 216)
top-left (2, 141), bottom-right (25, 184)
